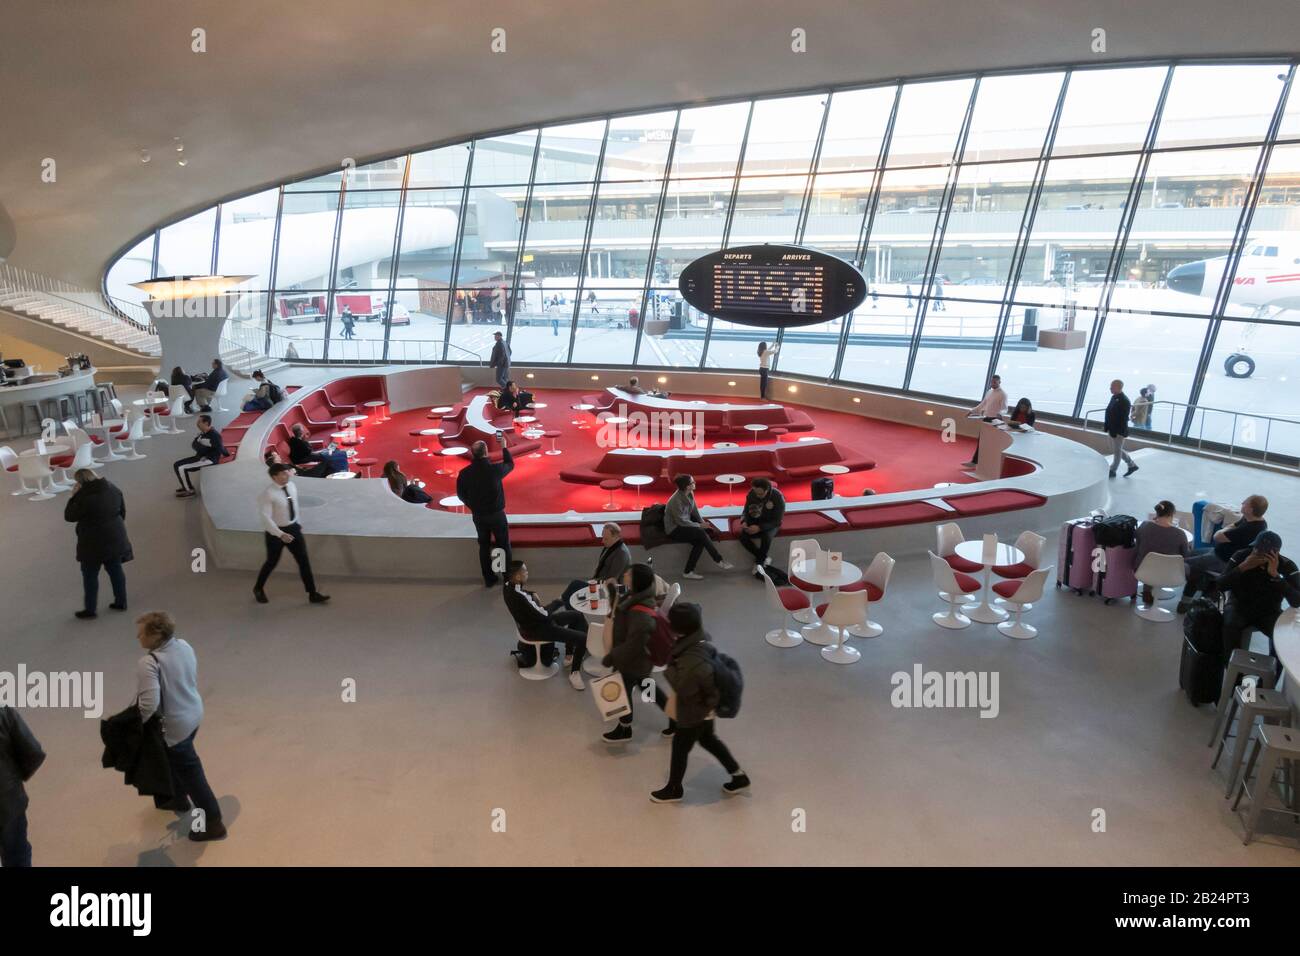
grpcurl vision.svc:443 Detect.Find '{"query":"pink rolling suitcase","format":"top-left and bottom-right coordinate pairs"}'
top-left (1095, 544), bottom-right (1138, 604)
top-left (1057, 519), bottom-right (1098, 595)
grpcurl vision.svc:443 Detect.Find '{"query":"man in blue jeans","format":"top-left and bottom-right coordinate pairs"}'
top-left (0, 706), bottom-right (46, 867)
top-left (135, 611), bottom-right (227, 842)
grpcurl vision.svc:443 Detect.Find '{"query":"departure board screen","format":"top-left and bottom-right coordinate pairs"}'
top-left (679, 244), bottom-right (865, 328)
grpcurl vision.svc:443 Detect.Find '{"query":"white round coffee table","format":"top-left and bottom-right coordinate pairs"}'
top-left (819, 464), bottom-right (849, 476)
top-left (792, 557), bottom-right (862, 646)
top-left (439, 495), bottom-right (464, 513)
top-left (713, 441), bottom-right (739, 449)
top-left (954, 540), bottom-right (1024, 624)
top-left (415, 428), bottom-right (443, 453)
top-left (430, 406), bottom-right (454, 415)
top-left (716, 473), bottom-right (746, 506)
top-left (437, 446), bottom-right (467, 477)
top-left (744, 423), bottom-right (768, 444)
top-left (623, 474), bottom-right (653, 503)
top-left (571, 403), bottom-right (595, 427)
top-left (668, 422), bottom-right (695, 446)
top-left (326, 471), bottom-right (357, 480)
top-left (363, 399), bottom-right (388, 422)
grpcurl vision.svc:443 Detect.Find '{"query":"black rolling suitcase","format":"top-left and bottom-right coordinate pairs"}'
top-left (1179, 596), bottom-right (1225, 706)
top-left (811, 476), bottom-right (834, 500)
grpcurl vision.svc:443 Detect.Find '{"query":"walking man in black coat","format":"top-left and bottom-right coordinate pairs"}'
top-left (1104, 379), bottom-right (1138, 478)
top-left (64, 469), bottom-right (132, 619)
top-left (456, 439), bottom-right (514, 586)
top-left (489, 332), bottom-right (511, 389)
top-left (0, 707), bottom-right (45, 867)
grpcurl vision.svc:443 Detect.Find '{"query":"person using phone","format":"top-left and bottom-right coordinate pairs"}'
top-left (1215, 531), bottom-right (1300, 659)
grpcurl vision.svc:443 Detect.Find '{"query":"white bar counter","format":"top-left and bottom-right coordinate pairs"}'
top-left (0, 366), bottom-right (97, 436)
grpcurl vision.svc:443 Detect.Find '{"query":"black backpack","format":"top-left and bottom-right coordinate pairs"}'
top-left (640, 504), bottom-right (668, 550)
top-left (710, 647), bottom-right (744, 719)
top-left (266, 381), bottom-right (285, 404)
top-left (1093, 514), bottom-right (1137, 548)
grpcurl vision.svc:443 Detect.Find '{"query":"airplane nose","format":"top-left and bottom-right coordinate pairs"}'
top-left (1166, 260), bottom-right (1204, 296)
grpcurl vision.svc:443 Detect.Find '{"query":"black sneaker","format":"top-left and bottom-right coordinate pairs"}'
top-left (75, 610), bottom-right (97, 620)
top-left (1124, 464), bottom-right (1139, 477)
top-left (650, 786), bottom-right (684, 803)
top-left (109, 602), bottom-right (127, 611)
top-left (188, 821), bottom-right (228, 842)
top-left (602, 723), bottom-right (633, 743)
top-left (1108, 471), bottom-right (1117, 479)
top-left (253, 587), bottom-right (268, 604)
top-left (308, 592), bottom-right (331, 604)
top-left (1176, 600), bottom-right (1192, 614)
top-left (723, 773), bottom-right (751, 795)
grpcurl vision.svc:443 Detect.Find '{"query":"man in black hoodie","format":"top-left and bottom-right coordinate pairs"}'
top-left (1104, 379), bottom-right (1138, 478)
top-left (456, 439), bottom-right (514, 586)
top-left (650, 602), bottom-right (749, 803)
top-left (0, 707), bottom-right (45, 867)
top-left (738, 478), bottom-right (785, 577)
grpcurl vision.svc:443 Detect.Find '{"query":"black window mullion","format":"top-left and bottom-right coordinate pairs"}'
top-left (631, 111), bottom-right (682, 367)
top-left (263, 187), bottom-right (286, 356)
top-left (831, 83), bottom-right (903, 382)
top-left (565, 120), bottom-right (611, 363)
top-left (440, 143), bottom-right (476, 363)
top-left (380, 154), bottom-right (412, 363)
top-left (699, 101), bottom-right (754, 370)
top-left (320, 175), bottom-right (349, 362)
top-left (985, 72), bottom-right (1072, 379)
top-left (1180, 64), bottom-right (1296, 434)
top-left (503, 131), bottom-right (545, 353)
top-left (1069, 65), bottom-right (1176, 419)
top-left (210, 203), bottom-right (222, 275)
top-left (774, 91), bottom-right (834, 378)
top-left (901, 77), bottom-right (982, 391)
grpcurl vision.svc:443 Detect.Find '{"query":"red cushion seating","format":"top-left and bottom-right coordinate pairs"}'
top-left (943, 490), bottom-right (1047, 518)
top-left (775, 512), bottom-right (838, 536)
top-left (992, 561), bottom-right (1033, 579)
top-left (992, 579), bottom-right (1024, 599)
top-left (844, 501), bottom-right (947, 529)
top-left (779, 588), bottom-right (810, 611)
top-left (838, 581), bottom-right (884, 601)
top-left (50, 454), bottom-right (74, 468)
top-left (507, 524), bottom-right (597, 547)
top-left (999, 456), bottom-right (1036, 478)
top-left (952, 571), bottom-right (982, 593)
top-left (791, 575), bottom-right (822, 593)
top-left (944, 553), bottom-right (983, 574)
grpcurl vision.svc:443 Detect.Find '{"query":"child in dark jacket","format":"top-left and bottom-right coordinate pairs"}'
top-left (649, 602), bottom-right (749, 803)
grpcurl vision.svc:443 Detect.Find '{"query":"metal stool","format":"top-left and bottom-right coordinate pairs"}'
top-left (1208, 649), bottom-right (1278, 746)
top-left (73, 392), bottom-right (93, 423)
top-left (0, 406), bottom-right (10, 440)
top-left (1233, 724), bottom-right (1300, 845)
top-left (100, 382), bottom-right (117, 402)
top-left (43, 396), bottom-right (74, 424)
top-left (19, 402), bottom-right (43, 434)
top-left (1211, 683), bottom-right (1292, 797)
top-left (85, 388), bottom-right (103, 415)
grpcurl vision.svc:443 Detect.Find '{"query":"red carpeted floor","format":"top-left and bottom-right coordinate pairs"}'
top-left (346, 388), bottom-right (979, 513)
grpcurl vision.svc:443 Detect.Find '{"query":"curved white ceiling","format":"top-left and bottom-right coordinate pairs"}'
top-left (1, 0), bottom-right (1298, 288)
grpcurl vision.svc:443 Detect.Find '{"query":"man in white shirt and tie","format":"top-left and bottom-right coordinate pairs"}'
top-left (254, 463), bottom-right (330, 605)
top-left (962, 374), bottom-right (1007, 468)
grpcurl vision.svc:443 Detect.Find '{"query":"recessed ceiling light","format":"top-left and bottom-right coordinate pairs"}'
top-left (139, 149), bottom-right (151, 164)
top-left (925, 409), bottom-right (934, 416)
top-left (787, 385), bottom-right (798, 393)
top-left (852, 397), bottom-right (861, 404)
top-left (177, 157), bottom-right (188, 167)
top-left (727, 381), bottom-right (736, 387)
top-left (525, 372), bottom-right (534, 379)
top-left (657, 376), bottom-right (668, 384)
top-left (590, 374), bottom-right (599, 381)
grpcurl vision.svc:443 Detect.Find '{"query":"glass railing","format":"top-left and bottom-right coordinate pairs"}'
top-left (1083, 400), bottom-right (1300, 467)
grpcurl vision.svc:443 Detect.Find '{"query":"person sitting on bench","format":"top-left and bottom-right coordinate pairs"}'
top-left (495, 380), bottom-right (534, 414)
top-left (664, 474), bottom-right (734, 581)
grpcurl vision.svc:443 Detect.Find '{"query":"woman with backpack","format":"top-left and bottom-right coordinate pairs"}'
top-left (600, 563), bottom-right (672, 744)
top-left (650, 602), bottom-right (749, 803)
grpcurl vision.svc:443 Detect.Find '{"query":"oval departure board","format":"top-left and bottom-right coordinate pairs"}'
top-left (678, 244), bottom-right (866, 328)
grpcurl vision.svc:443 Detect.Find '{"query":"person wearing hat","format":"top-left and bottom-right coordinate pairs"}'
top-left (1215, 530), bottom-right (1300, 660)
